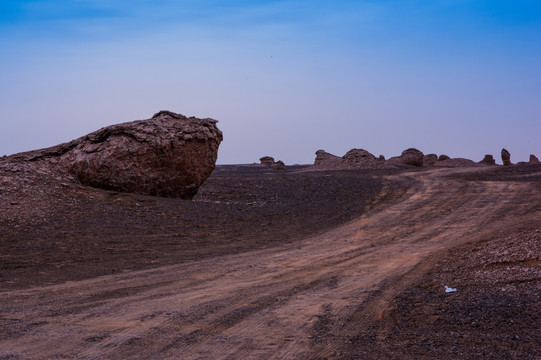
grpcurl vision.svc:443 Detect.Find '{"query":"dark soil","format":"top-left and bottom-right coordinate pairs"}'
top-left (332, 227), bottom-right (541, 359)
top-left (0, 165), bottom-right (406, 290)
top-left (1, 160), bottom-right (540, 359)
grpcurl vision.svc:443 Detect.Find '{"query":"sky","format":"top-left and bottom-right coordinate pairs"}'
top-left (1, 0), bottom-right (540, 164)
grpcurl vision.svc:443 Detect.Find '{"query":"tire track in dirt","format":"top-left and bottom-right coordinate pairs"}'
top-left (1, 168), bottom-right (540, 359)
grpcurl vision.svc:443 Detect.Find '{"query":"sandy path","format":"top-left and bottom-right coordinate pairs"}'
top-left (1, 168), bottom-right (539, 359)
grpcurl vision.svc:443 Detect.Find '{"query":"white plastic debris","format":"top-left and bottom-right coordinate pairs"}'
top-left (445, 286), bottom-right (457, 293)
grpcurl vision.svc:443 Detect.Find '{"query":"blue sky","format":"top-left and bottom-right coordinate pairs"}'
top-left (1, 1), bottom-right (540, 164)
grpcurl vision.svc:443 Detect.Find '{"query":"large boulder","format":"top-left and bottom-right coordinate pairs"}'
top-left (389, 148), bottom-right (424, 167)
top-left (501, 148), bottom-right (512, 166)
top-left (530, 154), bottom-right (540, 164)
top-left (31, 110), bottom-right (222, 199)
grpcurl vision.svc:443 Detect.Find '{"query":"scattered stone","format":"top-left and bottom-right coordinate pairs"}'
top-left (389, 148), bottom-right (424, 167)
top-left (530, 155), bottom-right (540, 164)
top-left (501, 148), bottom-right (512, 166)
top-left (438, 154), bottom-right (450, 161)
top-left (479, 155), bottom-right (496, 165)
top-left (424, 154), bottom-right (438, 166)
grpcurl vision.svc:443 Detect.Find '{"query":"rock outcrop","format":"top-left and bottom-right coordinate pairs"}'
top-left (314, 150), bottom-right (342, 168)
top-left (479, 154), bottom-right (496, 165)
top-left (259, 156), bottom-right (275, 167)
top-left (271, 160), bottom-right (286, 171)
top-left (530, 155), bottom-right (540, 164)
top-left (501, 148), bottom-right (512, 166)
top-left (342, 149), bottom-right (380, 168)
top-left (26, 110), bottom-right (223, 199)
top-left (389, 148), bottom-right (424, 167)
top-left (423, 154), bottom-right (438, 166)
top-left (259, 156), bottom-right (286, 170)
top-left (438, 154), bottom-right (451, 161)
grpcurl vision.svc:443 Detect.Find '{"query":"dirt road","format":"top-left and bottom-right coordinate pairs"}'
top-left (1, 167), bottom-right (540, 359)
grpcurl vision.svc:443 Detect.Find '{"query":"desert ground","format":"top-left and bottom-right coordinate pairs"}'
top-left (1, 162), bottom-right (541, 359)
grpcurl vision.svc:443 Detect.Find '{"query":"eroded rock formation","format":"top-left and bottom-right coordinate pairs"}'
top-left (501, 148), bottom-right (512, 166)
top-left (423, 154), bottom-right (438, 166)
top-left (479, 155), bottom-right (496, 165)
top-left (25, 110), bottom-right (223, 199)
top-left (389, 148), bottom-right (424, 167)
top-left (271, 160), bottom-right (286, 171)
top-left (438, 154), bottom-right (451, 161)
top-left (342, 149), bottom-right (380, 168)
top-left (530, 155), bottom-right (540, 164)
top-left (314, 150), bottom-right (342, 168)
top-left (259, 156), bottom-right (275, 167)
top-left (259, 156), bottom-right (286, 170)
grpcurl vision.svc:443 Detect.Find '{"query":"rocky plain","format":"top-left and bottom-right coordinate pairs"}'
top-left (1, 112), bottom-right (541, 359)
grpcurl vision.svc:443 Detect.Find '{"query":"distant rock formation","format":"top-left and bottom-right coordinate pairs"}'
top-left (271, 160), bottom-right (286, 170)
top-left (530, 155), bottom-right (540, 164)
top-left (389, 148), bottom-right (424, 167)
top-left (308, 147), bottom-right (507, 171)
top-left (438, 154), bottom-right (450, 161)
top-left (259, 156), bottom-right (275, 167)
top-left (259, 156), bottom-right (286, 170)
top-left (342, 149), bottom-right (380, 168)
top-left (23, 110), bottom-right (223, 199)
top-left (314, 150), bottom-right (342, 168)
top-left (501, 148), bottom-right (512, 166)
top-left (479, 154), bottom-right (496, 165)
top-left (423, 154), bottom-right (438, 166)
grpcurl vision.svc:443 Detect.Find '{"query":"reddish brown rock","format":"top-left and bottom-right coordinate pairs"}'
top-left (342, 149), bottom-right (379, 168)
top-left (260, 156), bottom-right (286, 170)
top-left (389, 148), bottom-right (424, 167)
top-left (314, 150), bottom-right (342, 168)
top-left (259, 156), bottom-right (275, 167)
top-left (530, 155), bottom-right (540, 164)
top-left (479, 154), bottom-right (496, 165)
top-left (424, 154), bottom-right (438, 166)
top-left (438, 154), bottom-right (450, 161)
top-left (271, 160), bottom-right (286, 171)
top-left (28, 110), bottom-right (223, 199)
top-left (501, 148), bottom-right (512, 166)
